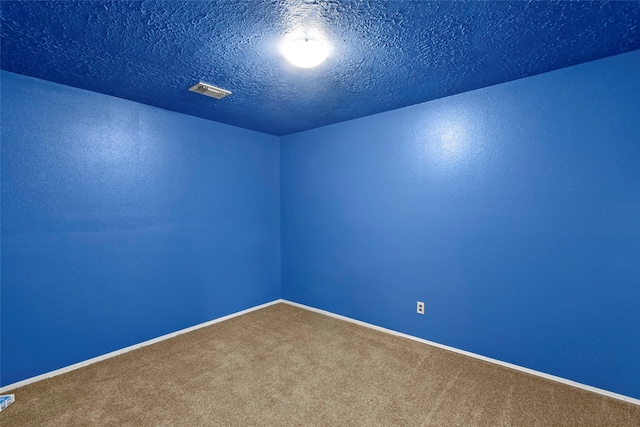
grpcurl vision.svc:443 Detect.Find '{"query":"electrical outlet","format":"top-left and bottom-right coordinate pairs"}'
top-left (417, 301), bottom-right (425, 315)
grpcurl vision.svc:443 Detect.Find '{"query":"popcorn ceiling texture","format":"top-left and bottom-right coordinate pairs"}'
top-left (1, 0), bottom-right (639, 135)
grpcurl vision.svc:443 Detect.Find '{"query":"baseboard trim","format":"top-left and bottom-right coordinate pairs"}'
top-left (282, 300), bottom-right (640, 407)
top-left (0, 299), bottom-right (284, 394)
top-left (4, 298), bottom-right (638, 406)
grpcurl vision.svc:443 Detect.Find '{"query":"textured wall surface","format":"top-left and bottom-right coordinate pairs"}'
top-left (1, 0), bottom-right (639, 135)
top-left (1, 71), bottom-right (281, 387)
top-left (281, 50), bottom-right (640, 399)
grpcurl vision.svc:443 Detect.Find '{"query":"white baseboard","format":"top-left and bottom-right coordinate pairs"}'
top-left (0, 299), bottom-right (284, 394)
top-left (282, 300), bottom-right (640, 407)
top-left (3, 298), bottom-right (638, 407)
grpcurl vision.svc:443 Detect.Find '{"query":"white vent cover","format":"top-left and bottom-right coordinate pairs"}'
top-left (188, 82), bottom-right (231, 100)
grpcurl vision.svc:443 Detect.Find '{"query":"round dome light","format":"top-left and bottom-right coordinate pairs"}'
top-left (281, 38), bottom-right (329, 68)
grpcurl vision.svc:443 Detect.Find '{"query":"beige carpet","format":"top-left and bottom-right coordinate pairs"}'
top-left (1, 303), bottom-right (638, 426)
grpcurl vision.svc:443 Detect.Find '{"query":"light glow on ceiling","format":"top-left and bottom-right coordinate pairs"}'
top-left (281, 38), bottom-right (329, 68)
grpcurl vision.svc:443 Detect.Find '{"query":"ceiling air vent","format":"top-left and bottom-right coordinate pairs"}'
top-left (188, 82), bottom-right (231, 100)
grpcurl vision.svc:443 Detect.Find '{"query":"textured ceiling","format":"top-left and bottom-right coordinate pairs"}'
top-left (2, 1), bottom-right (639, 136)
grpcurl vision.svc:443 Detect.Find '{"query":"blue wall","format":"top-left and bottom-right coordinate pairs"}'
top-left (2, 50), bottom-right (639, 400)
top-left (1, 71), bottom-right (281, 387)
top-left (281, 51), bottom-right (640, 399)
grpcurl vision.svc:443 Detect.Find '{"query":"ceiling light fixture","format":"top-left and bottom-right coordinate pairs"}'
top-left (281, 38), bottom-right (329, 68)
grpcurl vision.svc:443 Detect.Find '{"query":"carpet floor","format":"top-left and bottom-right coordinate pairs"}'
top-left (1, 303), bottom-right (639, 426)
